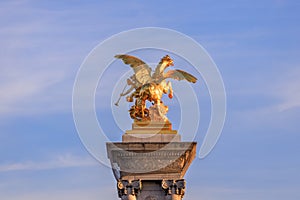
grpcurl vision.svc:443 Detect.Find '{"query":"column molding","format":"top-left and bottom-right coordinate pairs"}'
top-left (117, 180), bottom-right (142, 200)
top-left (162, 179), bottom-right (186, 200)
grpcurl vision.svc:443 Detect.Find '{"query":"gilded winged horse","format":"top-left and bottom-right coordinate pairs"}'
top-left (115, 54), bottom-right (197, 122)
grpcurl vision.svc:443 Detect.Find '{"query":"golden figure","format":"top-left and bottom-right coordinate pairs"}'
top-left (115, 54), bottom-right (197, 122)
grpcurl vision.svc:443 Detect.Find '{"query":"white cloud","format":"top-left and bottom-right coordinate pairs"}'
top-left (186, 185), bottom-right (300, 200)
top-left (0, 187), bottom-right (117, 200)
top-left (0, 65), bottom-right (71, 116)
top-left (0, 0), bottom-right (159, 118)
top-left (0, 3), bottom-right (83, 117)
top-left (0, 153), bottom-right (97, 172)
top-left (274, 71), bottom-right (300, 112)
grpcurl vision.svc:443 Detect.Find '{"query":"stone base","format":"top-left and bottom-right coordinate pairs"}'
top-left (123, 133), bottom-right (181, 142)
top-left (123, 121), bottom-right (179, 142)
top-left (131, 121), bottom-right (172, 130)
top-left (125, 130), bottom-right (178, 134)
top-left (106, 142), bottom-right (196, 180)
top-left (107, 121), bottom-right (196, 200)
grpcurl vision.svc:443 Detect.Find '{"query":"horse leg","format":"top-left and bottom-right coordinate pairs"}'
top-left (141, 100), bottom-right (145, 119)
top-left (167, 81), bottom-right (173, 99)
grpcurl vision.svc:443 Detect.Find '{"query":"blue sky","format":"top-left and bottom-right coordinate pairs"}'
top-left (1, 0), bottom-right (300, 199)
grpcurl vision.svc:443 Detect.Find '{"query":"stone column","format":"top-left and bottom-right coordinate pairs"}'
top-left (162, 180), bottom-right (185, 200)
top-left (106, 122), bottom-right (196, 200)
top-left (117, 180), bottom-right (142, 200)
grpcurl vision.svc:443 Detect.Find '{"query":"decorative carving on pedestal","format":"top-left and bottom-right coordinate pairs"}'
top-left (112, 150), bottom-right (189, 173)
top-left (162, 180), bottom-right (185, 200)
top-left (106, 142), bottom-right (196, 180)
top-left (117, 180), bottom-right (142, 200)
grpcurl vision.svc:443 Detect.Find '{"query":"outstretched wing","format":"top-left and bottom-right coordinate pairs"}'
top-left (163, 69), bottom-right (197, 83)
top-left (115, 54), bottom-right (152, 84)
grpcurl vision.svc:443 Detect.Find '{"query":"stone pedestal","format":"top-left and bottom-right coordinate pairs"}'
top-left (123, 121), bottom-right (178, 142)
top-left (106, 122), bottom-right (196, 200)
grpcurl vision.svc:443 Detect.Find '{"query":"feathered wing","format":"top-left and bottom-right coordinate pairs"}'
top-left (162, 69), bottom-right (197, 83)
top-left (115, 54), bottom-right (152, 84)
top-left (152, 55), bottom-right (173, 80)
top-left (152, 63), bottom-right (165, 80)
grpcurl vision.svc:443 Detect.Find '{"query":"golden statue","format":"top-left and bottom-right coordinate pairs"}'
top-left (115, 54), bottom-right (197, 122)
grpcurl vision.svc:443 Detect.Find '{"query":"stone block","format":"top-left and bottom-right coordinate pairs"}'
top-left (106, 142), bottom-right (196, 180)
top-left (122, 134), bottom-right (181, 143)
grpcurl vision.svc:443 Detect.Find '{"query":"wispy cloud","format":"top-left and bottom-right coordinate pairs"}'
top-left (274, 68), bottom-right (300, 111)
top-left (1, 188), bottom-right (117, 200)
top-left (0, 2), bottom-right (85, 117)
top-left (0, 183), bottom-right (117, 200)
top-left (187, 185), bottom-right (300, 200)
top-left (0, 154), bottom-right (97, 172)
top-left (0, 0), bottom-right (164, 118)
top-left (0, 67), bottom-right (68, 114)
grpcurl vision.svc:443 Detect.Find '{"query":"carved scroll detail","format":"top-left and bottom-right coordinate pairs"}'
top-left (117, 180), bottom-right (142, 200)
top-left (162, 179), bottom-right (185, 200)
